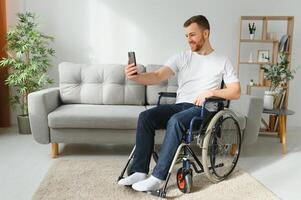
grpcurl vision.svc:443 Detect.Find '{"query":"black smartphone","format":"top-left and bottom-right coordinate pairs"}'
top-left (128, 51), bottom-right (137, 75)
top-left (128, 51), bottom-right (136, 66)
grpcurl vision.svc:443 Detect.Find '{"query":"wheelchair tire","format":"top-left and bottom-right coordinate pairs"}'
top-left (176, 168), bottom-right (193, 193)
top-left (202, 109), bottom-right (242, 183)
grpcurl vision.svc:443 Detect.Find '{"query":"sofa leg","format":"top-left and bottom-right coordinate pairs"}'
top-left (51, 143), bottom-right (59, 158)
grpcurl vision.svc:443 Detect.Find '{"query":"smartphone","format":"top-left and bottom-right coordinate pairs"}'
top-left (128, 51), bottom-right (136, 66)
top-left (128, 51), bottom-right (137, 75)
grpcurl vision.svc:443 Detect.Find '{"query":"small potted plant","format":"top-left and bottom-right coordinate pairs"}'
top-left (248, 22), bottom-right (256, 40)
top-left (0, 12), bottom-right (55, 134)
top-left (261, 52), bottom-right (296, 109)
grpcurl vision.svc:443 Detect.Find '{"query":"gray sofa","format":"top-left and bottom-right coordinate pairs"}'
top-left (28, 62), bottom-right (263, 158)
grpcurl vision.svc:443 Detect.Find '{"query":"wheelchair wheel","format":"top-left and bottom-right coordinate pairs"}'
top-left (176, 168), bottom-right (193, 193)
top-left (202, 109), bottom-right (242, 183)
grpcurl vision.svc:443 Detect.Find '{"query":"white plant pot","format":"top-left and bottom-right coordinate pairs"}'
top-left (264, 91), bottom-right (274, 110)
top-left (249, 33), bottom-right (255, 40)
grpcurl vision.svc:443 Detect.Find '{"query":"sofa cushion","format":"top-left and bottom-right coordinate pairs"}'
top-left (59, 62), bottom-right (146, 105)
top-left (48, 104), bottom-right (146, 129)
top-left (145, 65), bottom-right (178, 105)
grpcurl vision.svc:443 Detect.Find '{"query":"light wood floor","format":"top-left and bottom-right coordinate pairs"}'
top-left (0, 126), bottom-right (300, 200)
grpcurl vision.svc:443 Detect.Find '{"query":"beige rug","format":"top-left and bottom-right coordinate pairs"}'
top-left (33, 159), bottom-right (279, 200)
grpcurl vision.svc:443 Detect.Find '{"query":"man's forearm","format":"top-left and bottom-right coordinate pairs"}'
top-left (131, 72), bottom-right (162, 85)
top-left (212, 87), bottom-right (241, 100)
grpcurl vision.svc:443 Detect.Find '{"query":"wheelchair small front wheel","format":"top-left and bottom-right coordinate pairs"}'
top-left (176, 168), bottom-right (193, 193)
top-left (202, 110), bottom-right (242, 183)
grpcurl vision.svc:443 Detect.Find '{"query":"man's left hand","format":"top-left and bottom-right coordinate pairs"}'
top-left (193, 90), bottom-right (214, 106)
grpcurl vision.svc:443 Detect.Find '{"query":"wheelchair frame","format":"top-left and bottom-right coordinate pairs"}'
top-left (118, 92), bottom-right (242, 198)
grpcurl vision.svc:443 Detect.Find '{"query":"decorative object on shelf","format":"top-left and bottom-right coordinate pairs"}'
top-left (273, 89), bottom-right (286, 109)
top-left (263, 91), bottom-right (275, 109)
top-left (248, 22), bottom-right (256, 40)
top-left (0, 12), bottom-right (55, 134)
top-left (279, 34), bottom-right (289, 52)
top-left (263, 88), bottom-right (285, 110)
top-left (261, 52), bottom-right (296, 92)
top-left (248, 52), bottom-right (253, 63)
top-left (249, 79), bottom-right (255, 86)
top-left (257, 50), bottom-right (270, 63)
top-left (262, 53), bottom-right (296, 109)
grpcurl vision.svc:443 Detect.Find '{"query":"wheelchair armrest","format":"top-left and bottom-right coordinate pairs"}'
top-left (158, 92), bottom-right (177, 98)
top-left (204, 96), bottom-right (230, 109)
top-left (157, 92), bottom-right (177, 106)
top-left (204, 96), bottom-right (226, 103)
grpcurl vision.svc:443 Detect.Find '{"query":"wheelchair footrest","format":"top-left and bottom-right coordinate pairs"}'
top-left (150, 189), bottom-right (166, 198)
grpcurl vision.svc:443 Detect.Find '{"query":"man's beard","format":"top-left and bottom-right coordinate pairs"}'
top-left (190, 41), bottom-right (203, 52)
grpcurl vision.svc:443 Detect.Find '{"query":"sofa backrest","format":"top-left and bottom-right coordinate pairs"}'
top-left (59, 62), bottom-right (146, 105)
top-left (145, 64), bottom-right (178, 105)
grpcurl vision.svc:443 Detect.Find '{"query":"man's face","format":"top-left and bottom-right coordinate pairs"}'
top-left (185, 23), bottom-right (208, 52)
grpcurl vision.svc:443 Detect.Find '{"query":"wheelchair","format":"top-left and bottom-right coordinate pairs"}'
top-left (118, 92), bottom-right (242, 198)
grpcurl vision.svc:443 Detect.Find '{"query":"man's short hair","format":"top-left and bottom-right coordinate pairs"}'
top-left (183, 15), bottom-right (210, 31)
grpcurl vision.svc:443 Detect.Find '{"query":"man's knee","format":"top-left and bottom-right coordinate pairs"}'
top-left (167, 115), bottom-right (181, 127)
top-left (139, 106), bottom-right (162, 121)
top-left (138, 110), bottom-right (152, 122)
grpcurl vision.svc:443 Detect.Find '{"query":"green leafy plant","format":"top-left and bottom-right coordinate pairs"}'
top-left (261, 52), bottom-right (296, 92)
top-left (248, 22), bottom-right (256, 34)
top-left (0, 12), bottom-right (55, 116)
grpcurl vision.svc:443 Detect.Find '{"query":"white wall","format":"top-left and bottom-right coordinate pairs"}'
top-left (6, 0), bottom-right (301, 129)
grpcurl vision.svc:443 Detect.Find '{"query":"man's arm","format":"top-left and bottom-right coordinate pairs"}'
top-left (212, 82), bottom-right (241, 100)
top-left (193, 82), bottom-right (241, 106)
top-left (125, 63), bottom-right (174, 85)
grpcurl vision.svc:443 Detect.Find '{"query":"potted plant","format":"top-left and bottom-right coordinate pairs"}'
top-left (261, 52), bottom-right (296, 109)
top-left (0, 12), bottom-right (55, 134)
top-left (248, 22), bottom-right (256, 40)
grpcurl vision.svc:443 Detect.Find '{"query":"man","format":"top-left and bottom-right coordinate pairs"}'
top-left (118, 15), bottom-right (241, 192)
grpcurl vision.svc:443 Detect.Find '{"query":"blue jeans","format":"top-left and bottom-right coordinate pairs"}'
top-left (131, 103), bottom-right (206, 180)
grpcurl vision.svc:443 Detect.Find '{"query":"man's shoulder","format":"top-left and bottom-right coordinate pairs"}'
top-left (171, 50), bottom-right (192, 59)
top-left (166, 50), bottom-right (192, 65)
top-left (210, 51), bottom-right (229, 61)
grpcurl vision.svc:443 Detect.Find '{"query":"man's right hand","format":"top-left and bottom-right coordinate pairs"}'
top-left (125, 63), bottom-right (139, 80)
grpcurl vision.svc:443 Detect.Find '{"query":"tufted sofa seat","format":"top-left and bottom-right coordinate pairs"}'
top-left (28, 62), bottom-right (263, 158)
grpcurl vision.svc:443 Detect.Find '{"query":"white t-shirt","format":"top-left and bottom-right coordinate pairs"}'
top-left (165, 50), bottom-right (239, 104)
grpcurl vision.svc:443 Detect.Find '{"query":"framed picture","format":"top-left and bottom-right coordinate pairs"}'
top-left (257, 50), bottom-right (270, 63)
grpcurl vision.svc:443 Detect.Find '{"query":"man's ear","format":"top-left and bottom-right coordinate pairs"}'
top-left (203, 29), bottom-right (210, 39)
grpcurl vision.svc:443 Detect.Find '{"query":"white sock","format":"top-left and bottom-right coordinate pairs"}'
top-left (118, 172), bottom-right (147, 186)
top-left (132, 175), bottom-right (164, 192)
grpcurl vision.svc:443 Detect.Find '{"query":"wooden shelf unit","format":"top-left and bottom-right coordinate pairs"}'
top-left (237, 15), bottom-right (294, 109)
top-left (240, 39), bottom-right (278, 43)
top-left (237, 16), bottom-right (294, 137)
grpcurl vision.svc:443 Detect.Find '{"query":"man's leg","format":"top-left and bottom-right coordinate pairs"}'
top-left (131, 104), bottom-right (186, 174)
top-left (118, 104), bottom-right (183, 186)
top-left (132, 105), bottom-right (202, 191)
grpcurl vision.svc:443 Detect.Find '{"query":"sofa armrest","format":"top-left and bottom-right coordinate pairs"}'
top-left (28, 88), bottom-right (61, 144)
top-left (230, 95), bottom-right (263, 145)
